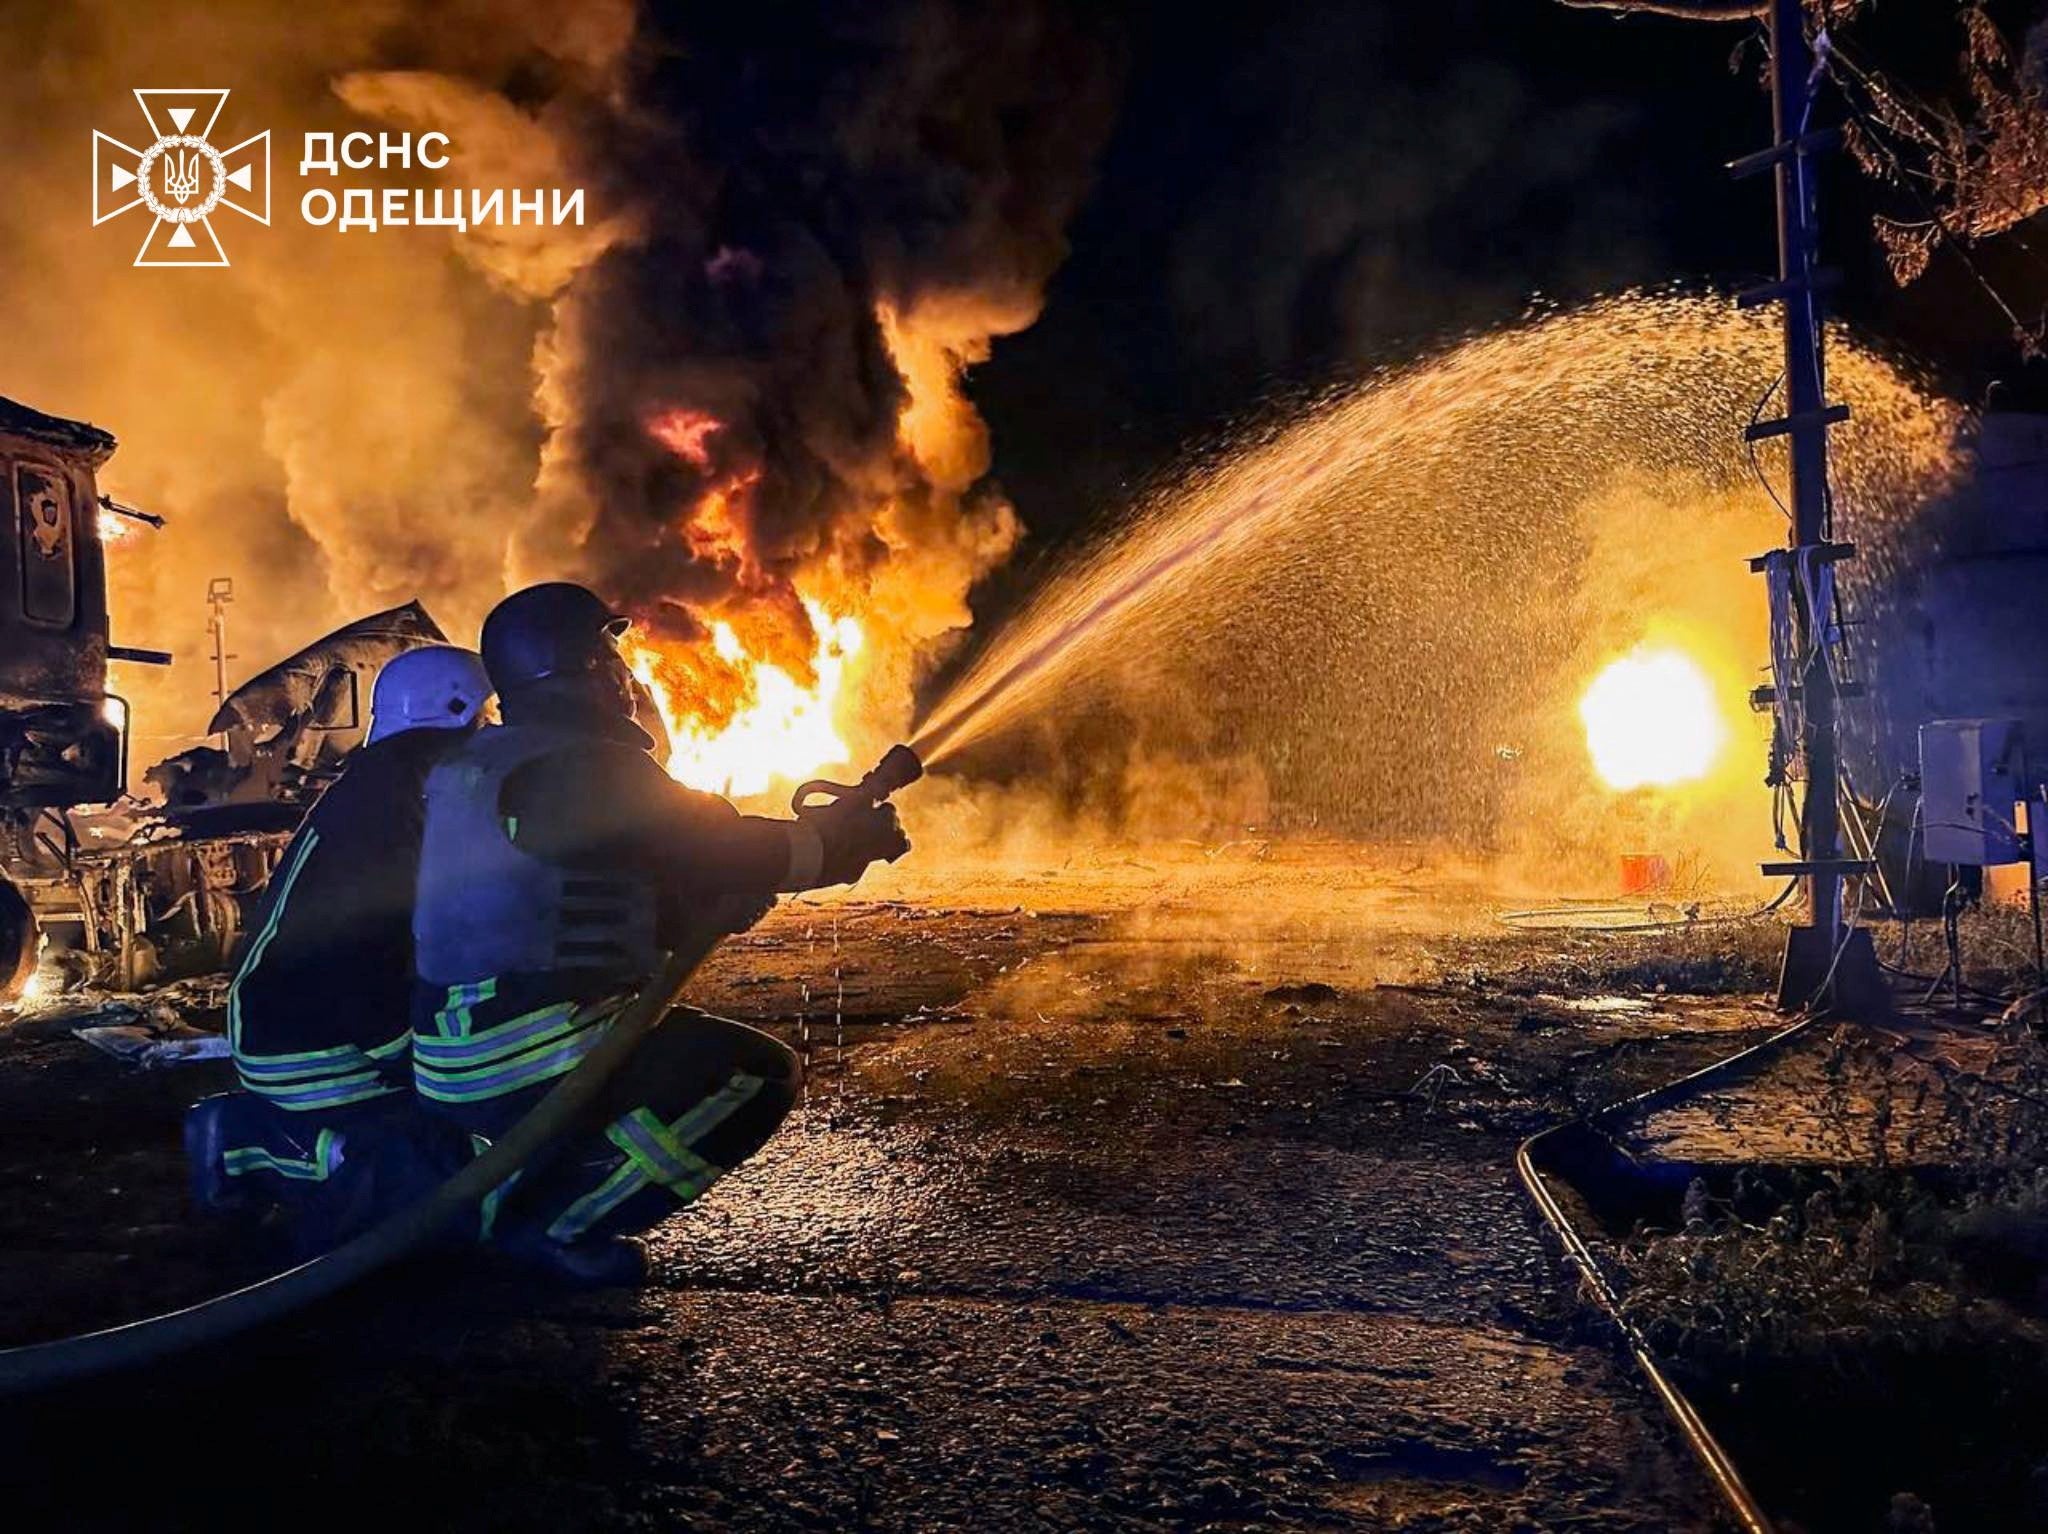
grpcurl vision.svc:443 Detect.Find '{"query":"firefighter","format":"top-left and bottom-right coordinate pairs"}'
top-left (182, 645), bottom-right (493, 1252)
top-left (410, 583), bottom-right (907, 1287)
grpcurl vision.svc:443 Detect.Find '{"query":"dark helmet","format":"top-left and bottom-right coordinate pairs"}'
top-left (479, 583), bottom-right (629, 697)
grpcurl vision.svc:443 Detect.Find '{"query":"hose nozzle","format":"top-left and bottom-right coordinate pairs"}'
top-left (858, 743), bottom-right (924, 803)
top-left (792, 743), bottom-right (924, 816)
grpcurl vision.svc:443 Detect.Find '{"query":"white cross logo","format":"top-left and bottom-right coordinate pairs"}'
top-left (92, 89), bottom-right (270, 268)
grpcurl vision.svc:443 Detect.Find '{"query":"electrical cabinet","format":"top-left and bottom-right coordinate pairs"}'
top-left (1919, 719), bottom-right (2025, 866)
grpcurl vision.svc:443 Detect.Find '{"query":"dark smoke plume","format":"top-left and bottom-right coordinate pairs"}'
top-left (519, 2), bottom-right (1119, 720)
top-left (0, 0), bottom-right (1114, 752)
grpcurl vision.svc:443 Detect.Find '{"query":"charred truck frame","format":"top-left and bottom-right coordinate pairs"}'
top-left (0, 395), bottom-right (170, 997)
top-left (0, 395), bottom-right (443, 1000)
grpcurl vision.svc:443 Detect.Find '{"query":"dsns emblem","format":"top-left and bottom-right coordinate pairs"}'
top-left (92, 89), bottom-right (269, 268)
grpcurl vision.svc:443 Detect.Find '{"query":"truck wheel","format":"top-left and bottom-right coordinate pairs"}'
top-left (0, 878), bottom-right (36, 1005)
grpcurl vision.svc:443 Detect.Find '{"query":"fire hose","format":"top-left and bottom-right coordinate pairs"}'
top-left (1516, 1009), bottom-right (1824, 1534)
top-left (0, 745), bottom-right (922, 1396)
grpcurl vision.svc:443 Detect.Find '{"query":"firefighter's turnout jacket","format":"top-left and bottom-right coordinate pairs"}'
top-left (407, 700), bottom-right (808, 1245)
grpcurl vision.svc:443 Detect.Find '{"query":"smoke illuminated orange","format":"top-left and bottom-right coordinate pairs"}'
top-left (648, 407), bottom-right (722, 471)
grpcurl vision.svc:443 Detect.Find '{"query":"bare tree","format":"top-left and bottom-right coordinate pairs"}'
top-left (1555, 0), bottom-right (2048, 350)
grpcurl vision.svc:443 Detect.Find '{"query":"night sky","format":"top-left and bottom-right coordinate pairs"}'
top-left (975, 0), bottom-right (2048, 584)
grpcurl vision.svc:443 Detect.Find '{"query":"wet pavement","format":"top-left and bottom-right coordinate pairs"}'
top-left (0, 847), bottom-right (1760, 1530)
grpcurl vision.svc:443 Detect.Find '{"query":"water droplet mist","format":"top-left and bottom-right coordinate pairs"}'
top-left (913, 294), bottom-right (1960, 889)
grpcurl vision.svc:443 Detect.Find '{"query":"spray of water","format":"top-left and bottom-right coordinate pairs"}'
top-left (912, 293), bottom-right (1960, 884)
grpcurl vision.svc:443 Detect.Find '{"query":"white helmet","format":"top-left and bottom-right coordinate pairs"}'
top-left (368, 646), bottom-right (492, 744)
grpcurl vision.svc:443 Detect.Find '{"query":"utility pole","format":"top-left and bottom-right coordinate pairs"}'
top-left (206, 576), bottom-right (236, 741)
top-left (1739, 0), bottom-right (1886, 1015)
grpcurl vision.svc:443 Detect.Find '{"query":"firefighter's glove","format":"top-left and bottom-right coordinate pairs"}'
top-left (817, 803), bottom-right (911, 887)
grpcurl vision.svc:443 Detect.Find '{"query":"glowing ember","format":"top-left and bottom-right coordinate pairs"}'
top-left (1580, 644), bottom-right (1727, 791)
top-left (629, 599), bottom-right (863, 797)
top-left (97, 511), bottom-right (132, 542)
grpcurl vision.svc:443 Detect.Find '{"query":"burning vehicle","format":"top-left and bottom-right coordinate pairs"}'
top-left (0, 394), bottom-right (449, 999)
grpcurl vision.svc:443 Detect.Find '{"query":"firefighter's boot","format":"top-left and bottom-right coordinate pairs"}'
top-left (183, 1094), bottom-right (255, 1215)
top-left (496, 1228), bottom-right (651, 1290)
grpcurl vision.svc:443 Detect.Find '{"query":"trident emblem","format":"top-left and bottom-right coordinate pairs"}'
top-left (160, 145), bottom-right (203, 205)
top-left (91, 90), bottom-right (269, 268)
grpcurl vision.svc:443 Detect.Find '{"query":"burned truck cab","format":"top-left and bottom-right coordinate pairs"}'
top-left (0, 397), bottom-right (135, 997)
top-left (0, 396), bottom-right (125, 810)
top-left (0, 396), bottom-right (449, 1003)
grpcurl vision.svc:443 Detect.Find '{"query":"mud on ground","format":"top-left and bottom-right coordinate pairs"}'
top-left (0, 841), bottom-right (2001, 1532)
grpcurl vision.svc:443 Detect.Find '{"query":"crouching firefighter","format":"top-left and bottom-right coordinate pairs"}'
top-left (411, 583), bottom-right (908, 1286)
top-left (184, 646), bottom-right (493, 1252)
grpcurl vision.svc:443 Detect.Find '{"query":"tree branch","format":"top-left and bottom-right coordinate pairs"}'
top-left (1554, 0), bottom-right (1768, 18)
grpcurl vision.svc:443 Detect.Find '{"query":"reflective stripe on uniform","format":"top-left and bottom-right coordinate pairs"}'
top-left (235, 1032), bottom-right (410, 1077)
top-left (667, 1072), bottom-right (765, 1148)
top-left (431, 978), bottom-right (499, 1039)
top-left (544, 1157), bottom-right (650, 1243)
top-left (608, 1109), bottom-right (720, 1199)
top-left (236, 1030), bottom-right (408, 1111)
top-left (414, 1011), bottom-right (609, 1104)
top-left (240, 1070), bottom-right (399, 1111)
top-left (226, 828), bottom-right (324, 1058)
top-left (223, 1126), bottom-right (344, 1182)
top-left (226, 824), bottom-right (409, 1111)
top-left (414, 993), bottom-right (624, 1105)
top-left (414, 1002), bottom-right (582, 1068)
top-left (542, 1073), bottom-right (767, 1243)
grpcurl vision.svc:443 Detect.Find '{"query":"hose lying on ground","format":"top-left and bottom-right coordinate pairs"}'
top-left (0, 934), bottom-right (720, 1396)
top-left (1516, 1009), bottom-right (1825, 1534)
top-left (1498, 879), bottom-right (1800, 934)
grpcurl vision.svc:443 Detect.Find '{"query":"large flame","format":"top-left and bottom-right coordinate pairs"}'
top-left (623, 404), bottom-right (869, 797)
top-left (627, 600), bottom-right (862, 798)
top-left (621, 284), bottom-right (1020, 804)
top-left (1580, 643), bottom-right (1728, 792)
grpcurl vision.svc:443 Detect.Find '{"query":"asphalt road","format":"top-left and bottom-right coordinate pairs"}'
top-left (0, 848), bottom-right (1762, 1531)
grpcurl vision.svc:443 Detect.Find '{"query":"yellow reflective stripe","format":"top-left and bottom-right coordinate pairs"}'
top-left (591, 1071), bottom-right (765, 1212)
top-left (544, 1157), bottom-right (648, 1243)
top-left (234, 1041), bottom-right (362, 1071)
top-left (236, 1035), bottom-right (406, 1083)
top-left (240, 1074), bottom-right (396, 1112)
top-left (606, 1111), bottom-right (718, 1200)
top-left (223, 1126), bottom-right (341, 1182)
top-left (443, 977), bottom-right (499, 1039)
top-left (413, 1025), bottom-right (606, 1104)
top-left (413, 1003), bottom-right (585, 1068)
top-left (666, 1072), bottom-right (764, 1146)
top-left (227, 827), bottom-right (322, 1055)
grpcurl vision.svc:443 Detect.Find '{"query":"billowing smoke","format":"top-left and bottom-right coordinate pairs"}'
top-left (512, 4), bottom-right (1117, 748)
top-left (0, 0), bottom-right (1113, 762)
top-left (0, 1), bottom-right (605, 745)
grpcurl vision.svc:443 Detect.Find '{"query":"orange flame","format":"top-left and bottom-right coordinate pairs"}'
top-left (631, 404), bottom-right (864, 798)
top-left (648, 406), bottom-right (722, 471)
top-left (627, 600), bottom-right (862, 797)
